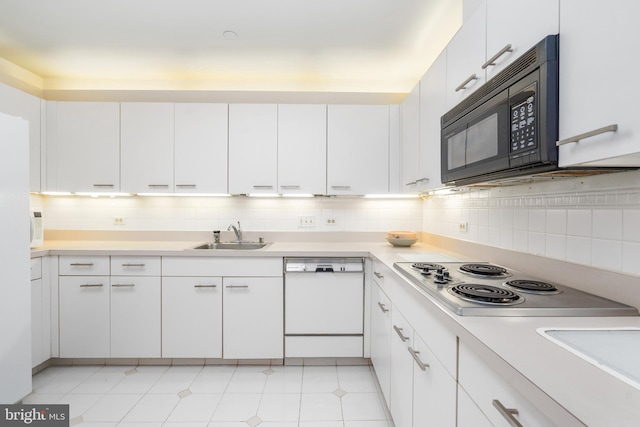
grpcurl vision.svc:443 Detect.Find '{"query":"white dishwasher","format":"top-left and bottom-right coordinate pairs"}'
top-left (284, 257), bottom-right (364, 358)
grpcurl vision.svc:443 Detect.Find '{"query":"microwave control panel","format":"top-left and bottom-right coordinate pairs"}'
top-left (510, 90), bottom-right (537, 155)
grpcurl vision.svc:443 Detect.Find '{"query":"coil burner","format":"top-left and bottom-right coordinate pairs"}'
top-left (459, 263), bottom-right (511, 278)
top-left (448, 284), bottom-right (524, 305)
top-left (504, 280), bottom-right (560, 294)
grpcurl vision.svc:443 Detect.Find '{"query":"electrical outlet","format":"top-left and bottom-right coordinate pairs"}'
top-left (114, 217), bottom-right (126, 225)
top-left (458, 222), bottom-right (468, 232)
top-left (325, 218), bottom-right (337, 226)
top-left (298, 216), bottom-right (315, 228)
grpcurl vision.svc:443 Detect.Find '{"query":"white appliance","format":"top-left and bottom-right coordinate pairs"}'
top-left (0, 112), bottom-right (32, 402)
top-left (284, 257), bottom-right (364, 357)
top-left (30, 211), bottom-right (43, 247)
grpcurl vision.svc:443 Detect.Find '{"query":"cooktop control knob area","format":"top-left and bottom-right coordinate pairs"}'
top-left (434, 268), bottom-right (448, 286)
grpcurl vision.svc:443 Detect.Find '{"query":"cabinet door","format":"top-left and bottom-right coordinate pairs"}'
top-left (110, 277), bottom-right (161, 358)
top-left (277, 104), bottom-right (327, 195)
top-left (370, 281), bottom-right (392, 408)
top-left (457, 384), bottom-right (493, 427)
top-left (30, 278), bottom-right (43, 367)
top-left (558, 0), bottom-right (640, 167)
top-left (49, 102), bottom-right (120, 193)
top-left (327, 105), bottom-right (389, 195)
top-left (412, 333), bottom-right (456, 427)
top-left (401, 83), bottom-right (421, 193)
top-left (389, 308), bottom-right (414, 427)
top-left (175, 103), bottom-right (228, 194)
top-left (223, 277), bottom-right (283, 359)
top-left (121, 103), bottom-right (174, 193)
top-left (162, 276), bottom-right (222, 358)
top-left (418, 50), bottom-right (447, 191)
top-left (485, 0), bottom-right (559, 79)
top-left (59, 276), bottom-right (110, 358)
top-left (445, 2), bottom-right (487, 110)
top-left (228, 104), bottom-right (278, 194)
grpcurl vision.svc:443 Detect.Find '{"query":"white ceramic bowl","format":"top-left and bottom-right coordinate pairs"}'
top-left (386, 237), bottom-right (418, 247)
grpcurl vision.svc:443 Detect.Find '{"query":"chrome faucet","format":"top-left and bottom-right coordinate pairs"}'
top-left (228, 221), bottom-right (243, 242)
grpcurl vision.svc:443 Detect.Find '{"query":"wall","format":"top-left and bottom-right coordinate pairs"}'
top-left (423, 169), bottom-right (640, 277)
top-left (38, 195), bottom-right (422, 235)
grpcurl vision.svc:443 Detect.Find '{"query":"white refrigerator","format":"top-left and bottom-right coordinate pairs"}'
top-left (0, 112), bottom-right (32, 402)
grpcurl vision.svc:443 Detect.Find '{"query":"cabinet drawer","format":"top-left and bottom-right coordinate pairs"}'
top-left (371, 258), bottom-right (395, 296)
top-left (30, 257), bottom-right (42, 280)
top-left (111, 256), bottom-right (161, 276)
top-left (59, 256), bottom-right (110, 276)
top-left (163, 256), bottom-right (282, 277)
top-left (285, 336), bottom-right (363, 358)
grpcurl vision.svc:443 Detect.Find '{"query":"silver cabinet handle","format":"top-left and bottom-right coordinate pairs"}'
top-left (455, 74), bottom-right (478, 92)
top-left (280, 185), bottom-right (301, 190)
top-left (492, 400), bottom-right (522, 427)
top-left (252, 185), bottom-right (274, 189)
top-left (393, 325), bottom-right (409, 342)
top-left (405, 181), bottom-right (417, 186)
top-left (331, 185), bottom-right (351, 190)
top-left (415, 177), bottom-right (429, 184)
top-left (122, 263), bottom-right (145, 267)
top-left (80, 283), bottom-right (104, 288)
top-left (408, 347), bottom-right (429, 371)
top-left (112, 284), bottom-right (135, 287)
top-left (194, 284), bottom-right (217, 288)
top-left (556, 124), bottom-right (618, 146)
top-left (70, 263), bottom-right (94, 267)
top-left (148, 184), bottom-right (169, 188)
top-left (377, 302), bottom-right (389, 313)
top-left (373, 272), bottom-right (384, 279)
top-left (226, 284), bottom-right (249, 289)
top-left (482, 44), bottom-right (513, 69)
top-left (93, 184), bottom-right (114, 188)
top-left (176, 184), bottom-right (197, 188)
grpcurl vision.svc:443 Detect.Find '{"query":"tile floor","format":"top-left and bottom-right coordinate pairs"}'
top-left (24, 364), bottom-right (394, 427)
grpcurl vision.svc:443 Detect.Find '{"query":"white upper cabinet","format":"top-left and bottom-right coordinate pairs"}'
top-left (121, 103), bottom-right (174, 193)
top-left (47, 102), bottom-right (120, 193)
top-left (445, 3), bottom-right (487, 110)
top-left (401, 83), bottom-right (421, 193)
top-left (485, 0), bottom-right (559, 79)
top-left (228, 104), bottom-right (278, 194)
top-left (174, 103), bottom-right (228, 194)
top-left (278, 104), bottom-right (327, 195)
top-left (558, 0), bottom-right (640, 167)
top-left (419, 50), bottom-right (447, 191)
top-left (327, 105), bottom-right (390, 195)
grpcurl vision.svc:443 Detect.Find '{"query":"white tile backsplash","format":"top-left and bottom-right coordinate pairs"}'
top-left (422, 170), bottom-right (640, 277)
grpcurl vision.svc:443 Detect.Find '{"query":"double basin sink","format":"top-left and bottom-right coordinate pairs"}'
top-left (190, 241), bottom-right (270, 250)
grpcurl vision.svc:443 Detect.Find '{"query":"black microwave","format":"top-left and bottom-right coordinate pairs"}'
top-left (441, 35), bottom-right (559, 186)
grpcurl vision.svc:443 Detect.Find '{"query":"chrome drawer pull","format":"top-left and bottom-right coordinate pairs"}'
top-left (393, 325), bottom-right (409, 342)
top-left (226, 285), bottom-right (249, 289)
top-left (482, 44), bottom-right (513, 69)
top-left (556, 124), bottom-right (618, 146)
top-left (415, 177), bottom-right (429, 183)
top-left (176, 184), bottom-right (197, 188)
top-left (455, 74), bottom-right (478, 92)
top-left (373, 272), bottom-right (384, 279)
top-left (148, 184), bottom-right (169, 188)
top-left (405, 181), bottom-right (417, 186)
top-left (280, 185), bottom-right (301, 189)
top-left (92, 184), bottom-right (114, 188)
top-left (194, 284), bottom-right (217, 288)
top-left (408, 347), bottom-right (429, 371)
top-left (377, 302), bottom-right (389, 313)
top-left (122, 263), bottom-right (145, 267)
top-left (70, 263), bottom-right (94, 267)
top-left (492, 400), bottom-right (522, 427)
top-left (252, 185), bottom-right (274, 189)
top-left (331, 185), bottom-right (351, 190)
top-left (112, 284), bottom-right (135, 287)
top-left (80, 283), bottom-right (103, 288)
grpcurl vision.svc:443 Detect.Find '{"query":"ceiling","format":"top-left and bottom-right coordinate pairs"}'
top-left (0, 0), bottom-right (462, 101)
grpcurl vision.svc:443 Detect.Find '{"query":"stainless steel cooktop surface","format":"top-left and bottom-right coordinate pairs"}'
top-left (393, 261), bottom-right (639, 317)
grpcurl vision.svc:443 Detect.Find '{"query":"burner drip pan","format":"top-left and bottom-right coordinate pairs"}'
top-left (505, 280), bottom-right (560, 294)
top-left (448, 284), bottom-right (524, 305)
top-left (459, 263), bottom-right (511, 278)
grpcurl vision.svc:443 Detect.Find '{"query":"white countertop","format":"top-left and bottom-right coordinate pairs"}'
top-left (31, 238), bottom-right (640, 425)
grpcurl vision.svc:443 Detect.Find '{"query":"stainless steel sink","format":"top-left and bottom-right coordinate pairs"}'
top-left (190, 241), bottom-right (270, 250)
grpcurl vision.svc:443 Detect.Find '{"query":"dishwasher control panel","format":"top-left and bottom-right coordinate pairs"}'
top-left (284, 257), bottom-right (364, 273)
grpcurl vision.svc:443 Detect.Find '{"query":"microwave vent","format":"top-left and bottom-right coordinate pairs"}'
top-left (442, 45), bottom-right (540, 125)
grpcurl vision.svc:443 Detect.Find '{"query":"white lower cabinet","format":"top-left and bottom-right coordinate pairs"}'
top-left (370, 281), bottom-right (392, 408)
top-left (223, 277), bottom-right (283, 359)
top-left (389, 308), bottom-right (414, 427)
top-left (457, 383), bottom-right (493, 427)
top-left (458, 340), bottom-right (555, 427)
top-left (161, 276), bottom-right (222, 358)
top-left (59, 276), bottom-right (110, 358)
top-left (110, 276), bottom-right (161, 358)
top-left (30, 257), bottom-right (51, 368)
